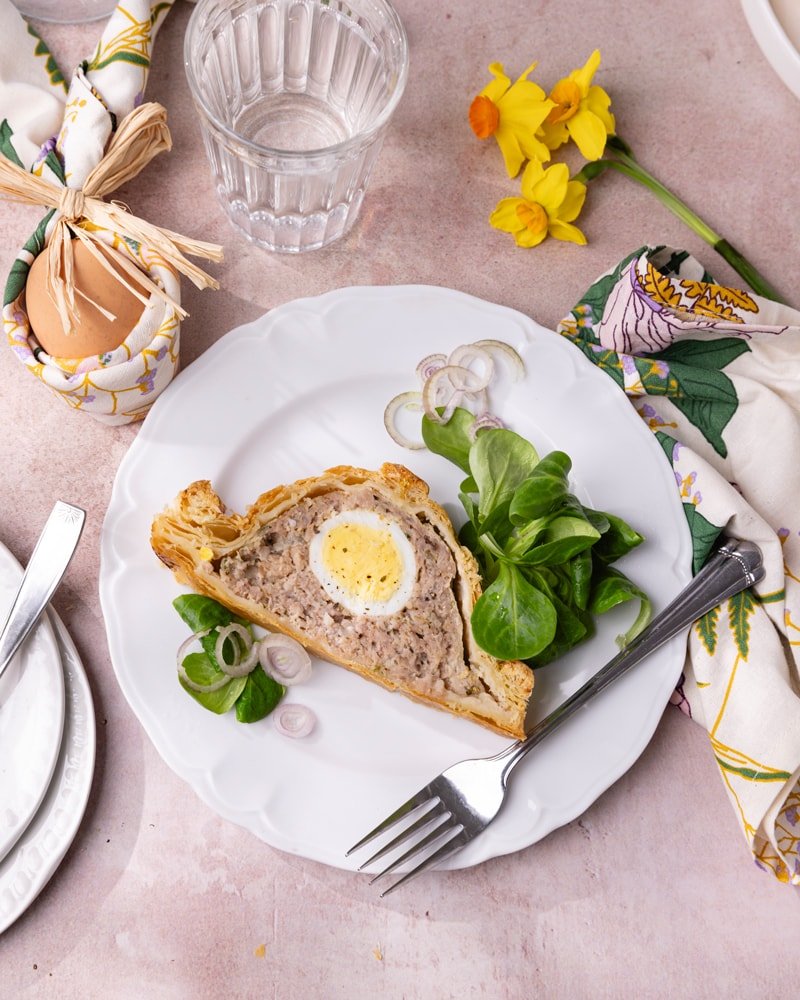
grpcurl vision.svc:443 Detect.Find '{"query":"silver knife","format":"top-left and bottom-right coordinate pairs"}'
top-left (0, 501), bottom-right (85, 682)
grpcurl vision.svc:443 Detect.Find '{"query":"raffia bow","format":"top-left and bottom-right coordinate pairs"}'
top-left (0, 101), bottom-right (223, 333)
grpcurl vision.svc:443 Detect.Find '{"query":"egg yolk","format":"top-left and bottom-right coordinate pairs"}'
top-left (320, 523), bottom-right (403, 603)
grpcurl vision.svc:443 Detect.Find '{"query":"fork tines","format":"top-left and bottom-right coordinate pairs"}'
top-left (345, 785), bottom-right (467, 896)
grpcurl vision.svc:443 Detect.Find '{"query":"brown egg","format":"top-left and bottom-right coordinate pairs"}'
top-left (25, 239), bottom-right (151, 358)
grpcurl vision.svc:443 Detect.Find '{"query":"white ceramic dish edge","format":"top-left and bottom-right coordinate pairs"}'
top-left (0, 607), bottom-right (95, 935)
top-left (99, 284), bottom-right (693, 871)
top-left (741, 0), bottom-right (800, 100)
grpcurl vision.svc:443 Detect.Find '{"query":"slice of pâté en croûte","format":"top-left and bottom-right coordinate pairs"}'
top-left (151, 463), bottom-right (533, 738)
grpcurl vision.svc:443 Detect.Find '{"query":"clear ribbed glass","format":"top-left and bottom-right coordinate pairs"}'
top-left (185, 0), bottom-right (409, 253)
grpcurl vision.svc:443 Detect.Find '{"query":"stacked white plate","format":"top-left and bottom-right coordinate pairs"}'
top-left (0, 540), bottom-right (95, 935)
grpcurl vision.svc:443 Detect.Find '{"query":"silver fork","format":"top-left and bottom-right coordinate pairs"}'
top-left (346, 537), bottom-right (764, 895)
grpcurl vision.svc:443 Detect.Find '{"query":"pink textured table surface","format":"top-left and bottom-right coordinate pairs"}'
top-left (2, 1), bottom-right (799, 996)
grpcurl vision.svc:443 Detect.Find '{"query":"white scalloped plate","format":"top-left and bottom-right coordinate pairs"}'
top-left (0, 590), bottom-right (95, 935)
top-left (0, 542), bottom-right (65, 867)
top-left (100, 285), bottom-right (692, 871)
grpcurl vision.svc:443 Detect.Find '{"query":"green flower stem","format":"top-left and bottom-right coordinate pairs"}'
top-left (575, 137), bottom-right (786, 304)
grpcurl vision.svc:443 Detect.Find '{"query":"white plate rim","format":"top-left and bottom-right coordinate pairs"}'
top-left (741, 0), bottom-right (800, 100)
top-left (99, 283), bottom-right (693, 870)
top-left (0, 542), bottom-right (65, 866)
top-left (0, 602), bottom-right (95, 935)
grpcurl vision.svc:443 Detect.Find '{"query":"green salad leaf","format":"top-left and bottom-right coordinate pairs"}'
top-left (471, 562), bottom-right (557, 660)
top-left (508, 451), bottom-right (572, 522)
top-left (421, 406), bottom-right (475, 474)
top-left (235, 665), bottom-right (285, 723)
top-left (179, 652), bottom-right (247, 714)
top-left (421, 408), bottom-right (651, 665)
top-left (173, 594), bottom-right (284, 723)
top-left (470, 427), bottom-right (540, 521)
top-left (173, 593), bottom-right (245, 633)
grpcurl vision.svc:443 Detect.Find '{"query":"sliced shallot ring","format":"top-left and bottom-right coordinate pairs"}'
top-left (258, 633), bottom-right (312, 686)
top-left (178, 663), bottom-right (232, 694)
top-left (469, 411), bottom-right (506, 440)
top-left (462, 387), bottom-right (489, 414)
top-left (215, 623), bottom-right (259, 677)
top-left (447, 344), bottom-right (494, 390)
top-left (422, 365), bottom-right (479, 423)
top-left (273, 703), bottom-right (316, 739)
top-left (176, 629), bottom-right (210, 673)
top-left (438, 363), bottom-right (489, 394)
top-left (473, 339), bottom-right (525, 380)
top-left (415, 353), bottom-right (447, 382)
top-left (383, 391), bottom-right (425, 450)
top-left (176, 629), bottom-right (232, 693)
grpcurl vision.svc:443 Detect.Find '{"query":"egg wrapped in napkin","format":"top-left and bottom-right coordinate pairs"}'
top-left (1, 2), bottom-right (222, 424)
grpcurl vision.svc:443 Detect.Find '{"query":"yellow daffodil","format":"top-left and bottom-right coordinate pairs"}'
top-left (469, 62), bottom-right (554, 177)
top-left (539, 50), bottom-right (615, 161)
top-left (490, 160), bottom-right (587, 248)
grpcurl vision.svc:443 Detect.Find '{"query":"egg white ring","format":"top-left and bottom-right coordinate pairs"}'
top-left (308, 509), bottom-right (417, 617)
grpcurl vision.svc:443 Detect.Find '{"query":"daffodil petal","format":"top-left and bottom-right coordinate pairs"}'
top-left (482, 62), bottom-right (510, 103)
top-left (530, 162), bottom-right (570, 215)
top-left (494, 124), bottom-right (526, 177)
top-left (538, 119), bottom-right (569, 152)
top-left (566, 108), bottom-right (608, 160)
top-left (586, 85), bottom-right (616, 133)
top-left (558, 180), bottom-right (587, 223)
top-left (490, 197), bottom-right (526, 233)
top-left (548, 219), bottom-right (587, 245)
top-left (517, 131), bottom-right (552, 163)
top-left (514, 61), bottom-right (540, 86)
top-left (515, 225), bottom-right (548, 248)
top-left (569, 49), bottom-right (601, 96)
top-left (505, 76), bottom-right (548, 104)
top-left (496, 89), bottom-right (553, 128)
top-left (519, 158), bottom-right (546, 200)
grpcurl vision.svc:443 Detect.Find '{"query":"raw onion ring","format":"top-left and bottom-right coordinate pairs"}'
top-left (273, 703), bottom-right (316, 739)
top-left (437, 363), bottom-right (489, 394)
top-left (176, 629), bottom-right (211, 671)
top-left (421, 365), bottom-right (485, 424)
top-left (473, 339), bottom-right (525, 380)
top-left (176, 629), bottom-right (232, 693)
top-left (215, 623), bottom-right (259, 677)
top-left (469, 412), bottom-right (506, 440)
top-left (461, 387), bottom-right (489, 414)
top-left (178, 664), bottom-right (232, 694)
top-left (415, 353), bottom-right (447, 382)
top-left (383, 391), bottom-right (425, 450)
top-left (447, 344), bottom-right (494, 390)
top-left (258, 633), bottom-right (312, 686)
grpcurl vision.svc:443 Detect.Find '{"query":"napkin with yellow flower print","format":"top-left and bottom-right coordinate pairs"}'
top-left (559, 244), bottom-right (800, 883)
top-left (1, 0), bottom-right (184, 424)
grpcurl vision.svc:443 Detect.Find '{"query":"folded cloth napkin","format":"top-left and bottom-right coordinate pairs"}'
top-left (1, 0), bottom-right (183, 424)
top-left (559, 245), bottom-right (800, 883)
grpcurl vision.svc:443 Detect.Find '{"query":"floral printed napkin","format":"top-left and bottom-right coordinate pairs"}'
top-left (560, 245), bottom-right (800, 883)
top-left (1, 0), bottom-right (180, 424)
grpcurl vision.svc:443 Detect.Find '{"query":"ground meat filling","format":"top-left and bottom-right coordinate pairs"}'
top-left (218, 487), bottom-right (470, 698)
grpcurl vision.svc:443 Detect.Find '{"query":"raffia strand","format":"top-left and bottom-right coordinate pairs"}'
top-left (0, 101), bottom-right (223, 335)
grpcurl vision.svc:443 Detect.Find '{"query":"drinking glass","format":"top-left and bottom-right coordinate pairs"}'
top-left (184, 0), bottom-right (409, 253)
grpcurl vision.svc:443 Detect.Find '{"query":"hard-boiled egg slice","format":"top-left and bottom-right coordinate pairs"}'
top-left (308, 509), bottom-right (417, 616)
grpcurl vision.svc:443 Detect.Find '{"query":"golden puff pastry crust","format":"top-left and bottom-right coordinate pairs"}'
top-left (151, 463), bottom-right (533, 738)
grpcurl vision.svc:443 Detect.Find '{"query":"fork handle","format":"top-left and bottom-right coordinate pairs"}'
top-left (495, 537), bottom-right (764, 778)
